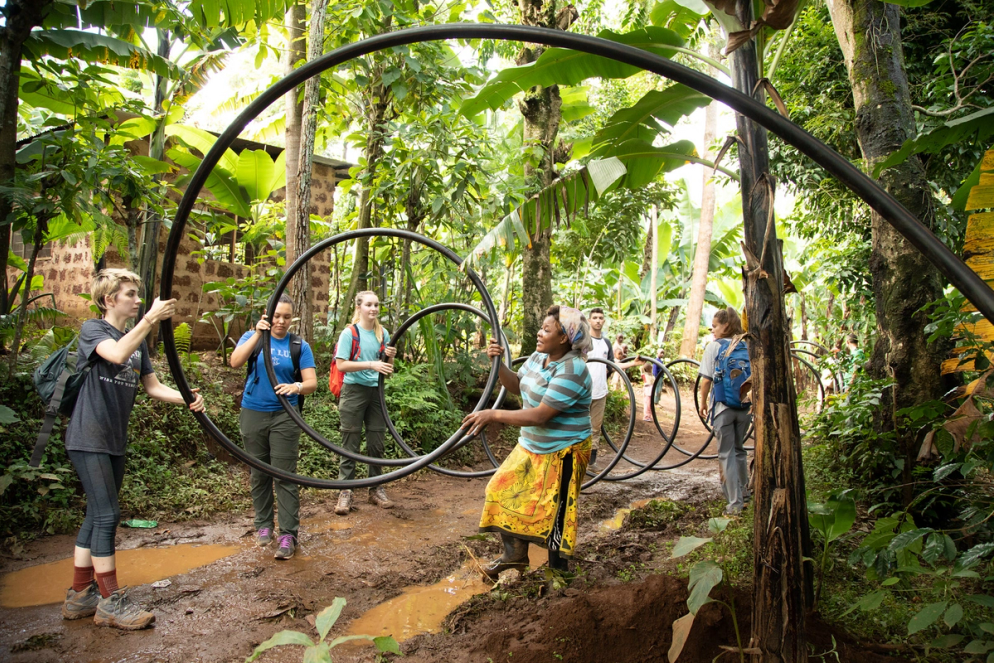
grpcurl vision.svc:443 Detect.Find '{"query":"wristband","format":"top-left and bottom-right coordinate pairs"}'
top-left (143, 316), bottom-right (154, 326)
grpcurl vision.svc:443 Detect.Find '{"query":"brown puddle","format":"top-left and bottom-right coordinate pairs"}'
top-left (0, 544), bottom-right (239, 608)
top-left (345, 563), bottom-right (490, 643)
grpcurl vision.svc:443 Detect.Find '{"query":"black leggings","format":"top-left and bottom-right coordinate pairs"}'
top-left (69, 451), bottom-right (126, 558)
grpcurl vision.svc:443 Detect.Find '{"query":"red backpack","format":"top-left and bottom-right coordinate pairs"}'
top-left (328, 325), bottom-right (385, 397)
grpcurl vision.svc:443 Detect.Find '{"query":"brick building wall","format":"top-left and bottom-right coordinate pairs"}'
top-left (8, 148), bottom-right (347, 350)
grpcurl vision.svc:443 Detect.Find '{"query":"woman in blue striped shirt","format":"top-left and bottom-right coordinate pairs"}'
top-left (462, 306), bottom-right (593, 577)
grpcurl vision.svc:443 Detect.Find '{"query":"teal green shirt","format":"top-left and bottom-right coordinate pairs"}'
top-left (336, 325), bottom-right (391, 387)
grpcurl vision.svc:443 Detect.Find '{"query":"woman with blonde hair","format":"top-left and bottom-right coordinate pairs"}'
top-left (462, 305), bottom-right (594, 576)
top-left (62, 269), bottom-right (204, 630)
top-left (333, 291), bottom-right (397, 515)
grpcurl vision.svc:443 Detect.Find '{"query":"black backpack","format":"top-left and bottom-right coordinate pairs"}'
top-left (245, 333), bottom-right (305, 412)
top-left (30, 339), bottom-right (91, 467)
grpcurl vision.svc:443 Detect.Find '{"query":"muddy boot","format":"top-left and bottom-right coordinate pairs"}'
top-left (62, 581), bottom-right (100, 620)
top-left (483, 534), bottom-right (529, 579)
top-left (548, 549), bottom-right (569, 572)
top-left (589, 448), bottom-right (598, 466)
top-left (93, 588), bottom-right (155, 630)
top-left (335, 490), bottom-right (353, 516)
top-left (369, 486), bottom-right (394, 509)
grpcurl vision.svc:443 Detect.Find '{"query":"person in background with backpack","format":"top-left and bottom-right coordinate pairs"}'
top-left (62, 269), bottom-right (205, 630)
top-left (230, 294), bottom-right (317, 560)
top-left (698, 307), bottom-right (752, 515)
top-left (333, 290), bottom-right (397, 516)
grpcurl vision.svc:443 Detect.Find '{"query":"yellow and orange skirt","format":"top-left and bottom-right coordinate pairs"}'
top-left (479, 437), bottom-right (591, 558)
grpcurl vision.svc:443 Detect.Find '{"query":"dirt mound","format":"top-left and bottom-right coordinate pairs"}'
top-left (406, 574), bottom-right (902, 663)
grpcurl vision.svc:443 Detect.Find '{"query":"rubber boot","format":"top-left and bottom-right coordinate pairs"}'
top-left (482, 533), bottom-right (528, 579)
top-left (548, 548), bottom-right (569, 572)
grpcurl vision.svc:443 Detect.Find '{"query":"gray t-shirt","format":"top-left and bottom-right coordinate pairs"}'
top-left (698, 340), bottom-right (728, 419)
top-left (65, 319), bottom-right (154, 456)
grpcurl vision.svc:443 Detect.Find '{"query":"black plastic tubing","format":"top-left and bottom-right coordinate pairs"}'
top-left (159, 23), bottom-right (994, 486)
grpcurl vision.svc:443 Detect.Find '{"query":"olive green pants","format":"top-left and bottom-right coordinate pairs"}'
top-left (338, 383), bottom-right (387, 481)
top-left (240, 408), bottom-right (300, 537)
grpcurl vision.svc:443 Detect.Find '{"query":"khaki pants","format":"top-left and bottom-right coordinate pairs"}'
top-left (240, 408), bottom-right (301, 537)
top-left (589, 396), bottom-right (607, 451)
top-left (338, 382), bottom-right (387, 480)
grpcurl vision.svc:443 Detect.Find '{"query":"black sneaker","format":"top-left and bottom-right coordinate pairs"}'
top-left (93, 588), bottom-right (155, 630)
top-left (274, 534), bottom-right (296, 560)
top-left (62, 581), bottom-right (100, 620)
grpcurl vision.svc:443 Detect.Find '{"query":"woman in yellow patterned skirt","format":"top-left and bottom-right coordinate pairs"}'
top-left (462, 306), bottom-right (593, 577)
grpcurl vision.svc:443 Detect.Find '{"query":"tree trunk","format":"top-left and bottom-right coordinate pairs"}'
top-left (663, 305), bottom-right (681, 344)
top-left (283, 3), bottom-right (306, 251)
top-left (0, 0), bottom-right (51, 336)
top-left (800, 294), bottom-right (808, 341)
top-left (123, 195), bottom-right (141, 272)
top-left (8, 218), bottom-right (47, 371)
top-left (650, 206), bottom-right (659, 342)
top-left (338, 89), bottom-right (389, 331)
top-left (827, 0), bottom-right (946, 505)
top-left (137, 28), bottom-right (172, 336)
top-left (728, 2), bottom-right (810, 659)
top-left (287, 0), bottom-right (327, 342)
top-left (679, 51), bottom-right (720, 358)
top-left (516, 0), bottom-right (562, 355)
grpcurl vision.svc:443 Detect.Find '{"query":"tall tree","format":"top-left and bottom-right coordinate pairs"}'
top-left (0, 0), bottom-right (52, 326)
top-left (516, 0), bottom-right (575, 354)
top-left (679, 42), bottom-right (721, 358)
top-left (715, 0), bottom-right (811, 658)
top-left (288, 0), bottom-right (328, 341)
top-left (283, 3), bottom-right (307, 328)
top-left (826, 0), bottom-right (947, 504)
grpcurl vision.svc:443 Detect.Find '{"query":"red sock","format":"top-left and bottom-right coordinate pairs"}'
top-left (73, 565), bottom-right (94, 592)
top-left (95, 569), bottom-right (119, 598)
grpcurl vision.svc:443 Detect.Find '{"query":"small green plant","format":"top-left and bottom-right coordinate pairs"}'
top-left (807, 490), bottom-right (856, 608)
top-left (246, 597), bottom-right (401, 662)
top-left (668, 517), bottom-right (747, 663)
top-left (845, 513), bottom-right (994, 660)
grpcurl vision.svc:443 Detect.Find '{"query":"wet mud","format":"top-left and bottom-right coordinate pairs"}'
top-left (0, 386), bottom-right (875, 663)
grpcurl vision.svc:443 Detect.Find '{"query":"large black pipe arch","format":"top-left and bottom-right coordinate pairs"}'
top-left (159, 23), bottom-right (994, 486)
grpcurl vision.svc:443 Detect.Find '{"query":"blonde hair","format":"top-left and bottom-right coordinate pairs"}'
top-left (91, 268), bottom-right (143, 314)
top-left (713, 307), bottom-right (745, 338)
top-left (351, 290), bottom-right (384, 343)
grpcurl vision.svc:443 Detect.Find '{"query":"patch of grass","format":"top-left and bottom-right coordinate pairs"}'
top-left (624, 499), bottom-right (688, 530)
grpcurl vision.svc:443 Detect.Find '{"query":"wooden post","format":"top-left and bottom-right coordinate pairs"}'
top-left (728, 0), bottom-right (811, 659)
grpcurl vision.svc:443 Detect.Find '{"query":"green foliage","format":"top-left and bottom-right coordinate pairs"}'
top-left (383, 362), bottom-right (464, 453)
top-left (245, 596), bottom-right (400, 662)
top-left (669, 516), bottom-right (746, 663)
top-left (808, 490), bottom-right (857, 608)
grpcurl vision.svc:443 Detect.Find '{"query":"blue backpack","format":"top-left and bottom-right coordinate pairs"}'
top-left (711, 336), bottom-right (752, 411)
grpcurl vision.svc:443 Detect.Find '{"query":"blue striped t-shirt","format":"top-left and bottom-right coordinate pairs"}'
top-left (516, 351), bottom-right (592, 454)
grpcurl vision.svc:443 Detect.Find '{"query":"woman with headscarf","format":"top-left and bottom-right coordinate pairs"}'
top-left (462, 305), bottom-right (593, 577)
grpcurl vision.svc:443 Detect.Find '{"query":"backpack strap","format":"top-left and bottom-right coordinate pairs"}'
top-left (289, 333), bottom-right (303, 382)
top-left (722, 334), bottom-right (747, 359)
top-left (30, 368), bottom-right (72, 468)
top-left (349, 324), bottom-right (361, 360)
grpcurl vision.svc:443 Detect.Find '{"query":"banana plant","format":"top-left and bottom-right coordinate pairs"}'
top-left (165, 124), bottom-right (286, 221)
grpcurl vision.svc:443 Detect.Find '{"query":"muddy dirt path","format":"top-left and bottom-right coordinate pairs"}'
top-left (1, 388), bottom-right (726, 662)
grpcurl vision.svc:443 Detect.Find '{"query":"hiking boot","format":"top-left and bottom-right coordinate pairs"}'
top-left (369, 486), bottom-right (394, 509)
top-left (62, 581), bottom-right (100, 620)
top-left (335, 490), bottom-right (353, 516)
top-left (257, 527), bottom-right (274, 547)
top-left (94, 588), bottom-right (155, 630)
top-left (589, 448), bottom-right (598, 466)
top-left (274, 534), bottom-right (296, 560)
top-left (483, 534), bottom-right (529, 579)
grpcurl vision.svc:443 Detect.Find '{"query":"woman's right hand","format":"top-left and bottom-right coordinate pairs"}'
top-left (145, 297), bottom-right (177, 324)
top-left (485, 338), bottom-right (503, 359)
top-left (369, 360), bottom-right (394, 375)
top-left (255, 314), bottom-right (271, 333)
